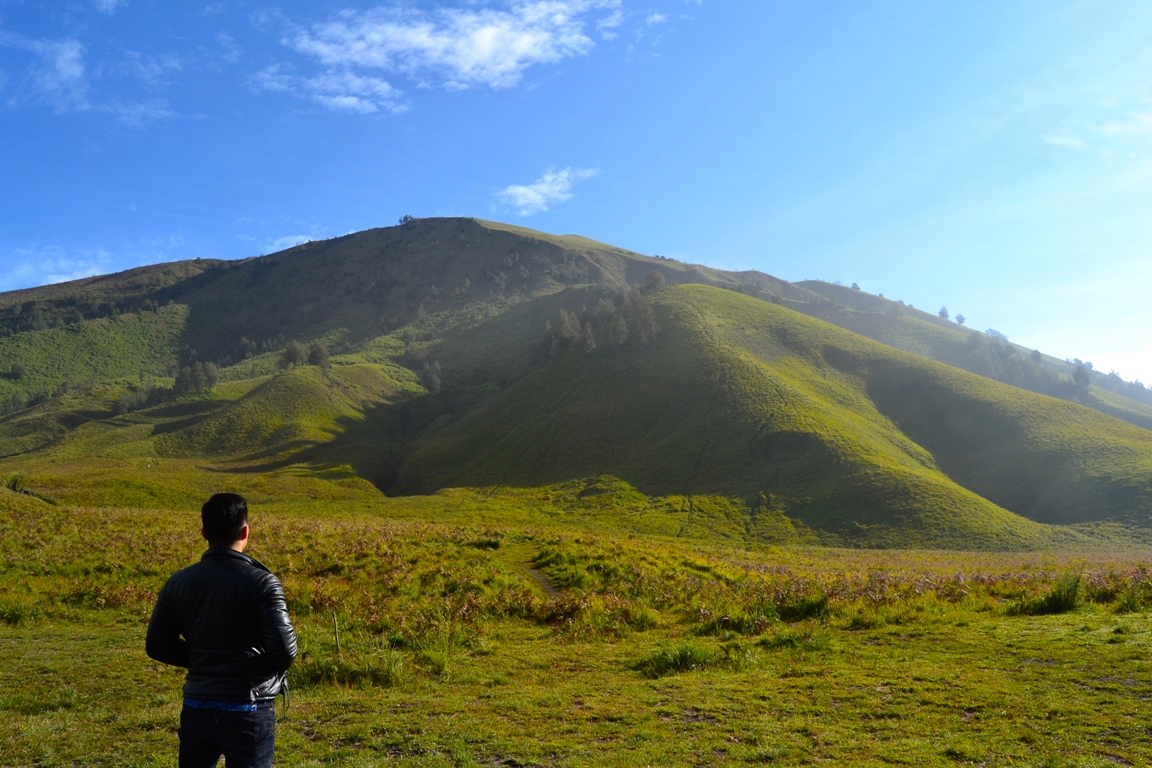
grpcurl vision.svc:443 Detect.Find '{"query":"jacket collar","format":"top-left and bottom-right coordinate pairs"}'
top-left (201, 548), bottom-right (271, 572)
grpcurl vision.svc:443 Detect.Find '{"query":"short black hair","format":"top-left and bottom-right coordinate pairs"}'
top-left (201, 493), bottom-right (248, 544)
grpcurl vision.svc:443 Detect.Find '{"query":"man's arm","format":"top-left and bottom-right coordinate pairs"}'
top-left (256, 574), bottom-right (297, 673)
top-left (145, 583), bottom-right (189, 668)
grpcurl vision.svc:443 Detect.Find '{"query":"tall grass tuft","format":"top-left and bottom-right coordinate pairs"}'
top-left (292, 647), bottom-right (409, 689)
top-left (633, 642), bottom-right (716, 678)
top-left (1008, 573), bottom-right (1082, 616)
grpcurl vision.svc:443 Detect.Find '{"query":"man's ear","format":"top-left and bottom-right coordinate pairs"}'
top-left (200, 527), bottom-right (209, 541)
top-left (239, 523), bottom-right (250, 541)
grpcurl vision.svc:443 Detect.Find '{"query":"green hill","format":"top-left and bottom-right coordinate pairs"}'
top-left (2, 218), bottom-right (1151, 550)
top-left (394, 285), bottom-right (1152, 547)
top-left (792, 280), bottom-right (1152, 429)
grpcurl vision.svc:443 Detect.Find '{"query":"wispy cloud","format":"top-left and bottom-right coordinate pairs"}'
top-left (0, 246), bottom-right (112, 291)
top-left (498, 166), bottom-right (599, 215)
top-left (1093, 113), bottom-right (1152, 138)
top-left (253, 64), bottom-right (405, 114)
top-left (646, 12), bottom-right (667, 25)
top-left (0, 33), bottom-right (91, 112)
top-left (597, 10), bottom-right (624, 39)
top-left (284, 1), bottom-right (619, 91)
top-left (92, 0), bottom-right (128, 15)
top-left (0, 32), bottom-right (178, 124)
top-left (215, 32), bottom-right (242, 65)
top-left (1043, 134), bottom-right (1087, 150)
top-left (267, 234), bottom-right (312, 252)
top-left (118, 50), bottom-right (182, 90)
top-left (104, 98), bottom-right (176, 127)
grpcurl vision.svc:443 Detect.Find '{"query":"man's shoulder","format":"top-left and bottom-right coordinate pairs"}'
top-left (200, 549), bottom-right (273, 574)
top-left (164, 551), bottom-right (278, 591)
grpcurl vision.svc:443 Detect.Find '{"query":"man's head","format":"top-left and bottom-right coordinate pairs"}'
top-left (201, 493), bottom-right (249, 549)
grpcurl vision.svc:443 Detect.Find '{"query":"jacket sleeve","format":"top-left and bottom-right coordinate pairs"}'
top-left (145, 582), bottom-right (189, 668)
top-left (257, 574), bottom-right (298, 674)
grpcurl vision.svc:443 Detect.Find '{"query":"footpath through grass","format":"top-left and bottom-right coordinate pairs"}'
top-left (3, 499), bottom-right (1152, 766)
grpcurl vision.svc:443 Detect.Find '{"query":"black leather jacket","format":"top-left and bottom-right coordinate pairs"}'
top-left (146, 548), bottom-right (297, 702)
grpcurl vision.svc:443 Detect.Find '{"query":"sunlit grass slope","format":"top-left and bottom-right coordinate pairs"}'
top-left (0, 362), bottom-right (420, 510)
top-left (155, 364), bottom-right (406, 459)
top-left (795, 280), bottom-right (1152, 430)
top-left (0, 303), bottom-right (186, 404)
top-left (397, 285), bottom-right (1152, 547)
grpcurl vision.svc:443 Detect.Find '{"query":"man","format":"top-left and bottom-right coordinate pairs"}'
top-left (147, 493), bottom-right (297, 768)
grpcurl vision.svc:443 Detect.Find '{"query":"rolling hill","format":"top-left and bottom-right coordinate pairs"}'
top-left (1, 217), bottom-right (1150, 550)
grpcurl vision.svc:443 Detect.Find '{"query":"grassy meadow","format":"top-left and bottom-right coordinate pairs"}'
top-left (4, 488), bottom-right (1152, 767)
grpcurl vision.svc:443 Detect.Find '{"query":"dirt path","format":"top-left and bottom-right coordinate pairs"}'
top-left (493, 541), bottom-right (559, 598)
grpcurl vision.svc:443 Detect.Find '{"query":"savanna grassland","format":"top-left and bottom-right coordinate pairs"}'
top-left (4, 490), bottom-right (1152, 767)
top-left (5, 218), bottom-right (1152, 766)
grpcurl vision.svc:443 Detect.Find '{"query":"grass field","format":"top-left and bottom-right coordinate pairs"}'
top-left (4, 492), bottom-right (1152, 767)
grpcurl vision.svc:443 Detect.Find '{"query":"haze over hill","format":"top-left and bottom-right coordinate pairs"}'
top-left (1, 218), bottom-right (1150, 549)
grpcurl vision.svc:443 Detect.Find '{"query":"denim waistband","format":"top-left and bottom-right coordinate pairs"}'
top-left (183, 697), bottom-right (273, 712)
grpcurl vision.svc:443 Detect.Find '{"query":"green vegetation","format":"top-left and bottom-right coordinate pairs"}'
top-left (5, 498), bottom-right (1152, 765)
top-left (398, 285), bottom-right (1152, 548)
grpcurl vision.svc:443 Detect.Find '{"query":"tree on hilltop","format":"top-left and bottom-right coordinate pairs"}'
top-left (278, 341), bottom-right (307, 370)
top-left (307, 342), bottom-right (331, 372)
top-left (1072, 364), bottom-right (1093, 402)
top-left (956, 314), bottom-right (966, 326)
top-left (938, 307), bottom-right (949, 320)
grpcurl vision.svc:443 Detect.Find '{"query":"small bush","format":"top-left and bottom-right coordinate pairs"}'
top-left (696, 606), bottom-right (778, 636)
top-left (0, 599), bottom-right (43, 626)
top-left (543, 594), bottom-right (660, 639)
top-left (1009, 574), bottom-right (1082, 616)
top-left (719, 640), bottom-right (760, 671)
top-left (292, 648), bottom-right (408, 689)
top-left (777, 594), bottom-right (828, 622)
top-left (1113, 590), bottom-right (1146, 614)
top-left (759, 626), bottom-right (832, 652)
top-left (633, 642), bottom-right (716, 678)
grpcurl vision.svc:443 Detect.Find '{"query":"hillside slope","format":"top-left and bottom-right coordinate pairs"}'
top-left (396, 285), bottom-right (1152, 547)
top-left (2, 220), bottom-right (1151, 549)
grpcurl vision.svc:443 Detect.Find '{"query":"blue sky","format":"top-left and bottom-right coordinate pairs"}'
top-left (2, 1), bottom-right (1151, 383)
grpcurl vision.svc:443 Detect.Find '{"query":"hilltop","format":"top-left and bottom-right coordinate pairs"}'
top-left (1, 217), bottom-right (1150, 550)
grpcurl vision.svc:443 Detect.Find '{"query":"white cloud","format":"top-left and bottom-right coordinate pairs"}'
top-left (286, 1), bottom-right (619, 90)
top-left (0, 32), bottom-right (90, 111)
top-left (0, 246), bottom-right (112, 291)
top-left (267, 235), bottom-right (312, 252)
top-left (0, 32), bottom-right (177, 124)
top-left (597, 10), bottom-right (624, 39)
top-left (498, 166), bottom-right (599, 215)
top-left (2, 35), bottom-right (92, 112)
top-left (103, 98), bottom-right (176, 126)
top-left (119, 50), bottom-right (182, 89)
top-left (306, 70), bottom-right (403, 113)
top-left (1043, 134), bottom-right (1087, 150)
top-left (253, 64), bottom-right (405, 114)
top-left (216, 32), bottom-right (242, 65)
top-left (646, 12), bottom-right (667, 25)
top-left (93, 0), bottom-right (128, 14)
top-left (1093, 113), bottom-right (1152, 138)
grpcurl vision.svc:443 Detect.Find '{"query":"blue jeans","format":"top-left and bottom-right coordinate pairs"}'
top-left (179, 705), bottom-right (276, 768)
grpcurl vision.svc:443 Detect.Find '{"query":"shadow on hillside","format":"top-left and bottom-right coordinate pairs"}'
top-left (205, 391), bottom-right (453, 495)
top-left (148, 399), bottom-right (229, 436)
